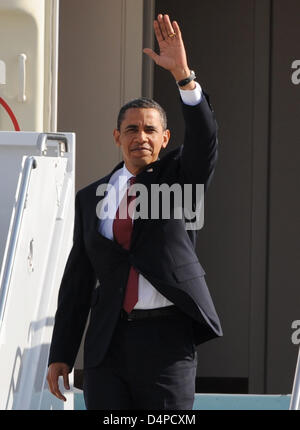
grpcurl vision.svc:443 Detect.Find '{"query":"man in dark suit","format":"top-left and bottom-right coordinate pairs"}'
top-left (47, 13), bottom-right (222, 410)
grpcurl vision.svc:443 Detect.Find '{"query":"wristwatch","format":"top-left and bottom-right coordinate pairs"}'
top-left (176, 70), bottom-right (196, 88)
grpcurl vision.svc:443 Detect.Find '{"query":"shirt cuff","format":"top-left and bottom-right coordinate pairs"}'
top-left (179, 81), bottom-right (202, 106)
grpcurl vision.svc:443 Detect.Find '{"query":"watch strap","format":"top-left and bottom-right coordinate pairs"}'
top-left (176, 70), bottom-right (196, 87)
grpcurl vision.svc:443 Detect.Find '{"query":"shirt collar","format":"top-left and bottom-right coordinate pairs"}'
top-left (121, 163), bottom-right (135, 182)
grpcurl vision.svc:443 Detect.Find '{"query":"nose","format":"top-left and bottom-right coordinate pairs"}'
top-left (135, 130), bottom-right (148, 143)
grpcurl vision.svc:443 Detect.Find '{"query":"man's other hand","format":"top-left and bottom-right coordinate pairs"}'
top-left (47, 362), bottom-right (70, 402)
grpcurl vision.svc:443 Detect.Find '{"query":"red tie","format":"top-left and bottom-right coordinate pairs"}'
top-left (113, 176), bottom-right (139, 313)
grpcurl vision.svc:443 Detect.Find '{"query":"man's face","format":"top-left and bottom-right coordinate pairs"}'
top-left (113, 108), bottom-right (170, 175)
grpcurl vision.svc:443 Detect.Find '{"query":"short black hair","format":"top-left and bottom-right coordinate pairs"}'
top-left (117, 97), bottom-right (167, 131)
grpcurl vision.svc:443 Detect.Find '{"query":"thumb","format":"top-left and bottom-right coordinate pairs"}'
top-left (143, 48), bottom-right (160, 64)
top-left (62, 369), bottom-right (70, 390)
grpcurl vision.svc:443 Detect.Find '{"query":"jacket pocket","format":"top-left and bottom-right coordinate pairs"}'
top-left (172, 261), bottom-right (205, 283)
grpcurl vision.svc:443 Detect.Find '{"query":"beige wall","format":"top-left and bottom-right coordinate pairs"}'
top-left (57, 0), bottom-right (144, 191)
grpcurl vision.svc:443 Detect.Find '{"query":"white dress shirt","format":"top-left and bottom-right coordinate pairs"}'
top-left (98, 82), bottom-right (202, 309)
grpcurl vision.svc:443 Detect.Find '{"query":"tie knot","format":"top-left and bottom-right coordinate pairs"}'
top-left (129, 176), bottom-right (136, 186)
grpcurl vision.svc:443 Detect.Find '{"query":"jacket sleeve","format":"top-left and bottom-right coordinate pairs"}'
top-left (48, 191), bottom-right (97, 371)
top-left (180, 91), bottom-right (218, 191)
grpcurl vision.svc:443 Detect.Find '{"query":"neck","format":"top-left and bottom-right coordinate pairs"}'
top-left (124, 162), bottom-right (156, 176)
top-left (125, 165), bottom-right (142, 176)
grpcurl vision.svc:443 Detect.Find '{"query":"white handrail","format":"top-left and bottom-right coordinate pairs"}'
top-left (0, 156), bottom-right (37, 329)
top-left (37, 133), bottom-right (69, 156)
top-left (290, 346), bottom-right (300, 409)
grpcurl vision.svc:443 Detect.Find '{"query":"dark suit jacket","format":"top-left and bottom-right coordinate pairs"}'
top-left (48, 93), bottom-right (223, 371)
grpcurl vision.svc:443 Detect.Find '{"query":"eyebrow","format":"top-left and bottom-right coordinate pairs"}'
top-left (124, 124), bottom-right (159, 131)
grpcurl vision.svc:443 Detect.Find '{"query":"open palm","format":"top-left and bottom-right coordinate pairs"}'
top-left (143, 14), bottom-right (189, 79)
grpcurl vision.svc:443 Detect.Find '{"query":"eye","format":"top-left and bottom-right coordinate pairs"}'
top-left (125, 126), bottom-right (138, 134)
top-left (145, 127), bottom-right (157, 133)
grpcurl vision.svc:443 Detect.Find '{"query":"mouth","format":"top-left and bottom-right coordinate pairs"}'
top-left (131, 146), bottom-right (153, 154)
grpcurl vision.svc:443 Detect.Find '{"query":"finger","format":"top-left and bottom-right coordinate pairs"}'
top-left (53, 381), bottom-right (67, 402)
top-left (143, 48), bottom-right (160, 64)
top-left (163, 14), bottom-right (176, 37)
top-left (46, 373), bottom-right (54, 395)
top-left (172, 21), bottom-right (182, 40)
top-left (157, 14), bottom-right (168, 40)
top-left (48, 371), bottom-right (66, 401)
top-left (153, 19), bottom-right (164, 43)
top-left (47, 370), bottom-right (57, 396)
top-left (63, 371), bottom-right (70, 390)
top-left (53, 378), bottom-right (66, 401)
top-left (56, 391), bottom-right (67, 402)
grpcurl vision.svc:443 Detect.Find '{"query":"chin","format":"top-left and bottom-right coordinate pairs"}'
top-left (132, 155), bottom-right (153, 164)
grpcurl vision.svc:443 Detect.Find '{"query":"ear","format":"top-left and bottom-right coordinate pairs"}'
top-left (161, 129), bottom-right (171, 149)
top-left (113, 129), bottom-right (121, 147)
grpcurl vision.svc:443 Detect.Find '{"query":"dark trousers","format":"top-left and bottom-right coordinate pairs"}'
top-left (83, 309), bottom-right (197, 410)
